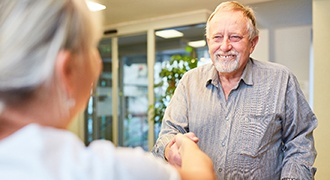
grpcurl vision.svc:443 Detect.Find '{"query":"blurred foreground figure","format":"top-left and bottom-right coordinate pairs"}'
top-left (0, 0), bottom-right (215, 179)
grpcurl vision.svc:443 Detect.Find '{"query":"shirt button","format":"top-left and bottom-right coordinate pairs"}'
top-left (218, 168), bottom-right (223, 172)
top-left (221, 142), bottom-right (225, 146)
top-left (225, 117), bottom-right (229, 121)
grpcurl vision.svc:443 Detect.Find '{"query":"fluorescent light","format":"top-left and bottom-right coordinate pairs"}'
top-left (188, 40), bottom-right (206, 48)
top-left (155, 29), bottom-right (183, 39)
top-left (86, 0), bottom-right (106, 12)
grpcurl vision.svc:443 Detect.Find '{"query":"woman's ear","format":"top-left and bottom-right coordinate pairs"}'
top-left (55, 50), bottom-right (75, 96)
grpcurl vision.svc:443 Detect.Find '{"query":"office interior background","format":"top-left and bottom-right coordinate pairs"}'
top-left (69, 0), bottom-right (330, 179)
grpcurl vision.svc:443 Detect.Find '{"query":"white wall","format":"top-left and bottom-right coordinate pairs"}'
top-left (313, 0), bottom-right (330, 179)
top-left (274, 26), bottom-right (312, 100)
top-left (251, 28), bottom-right (269, 62)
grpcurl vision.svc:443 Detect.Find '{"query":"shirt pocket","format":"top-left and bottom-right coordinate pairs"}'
top-left (238, 113), bottom-right (282, 158)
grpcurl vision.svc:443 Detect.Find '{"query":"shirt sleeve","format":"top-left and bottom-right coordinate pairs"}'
top-left (152, 79), bottom-right (190, 159)
top-left (280, 73), bottom-right (317, 179)
top-left (89, 140), bottom-right (180, 180)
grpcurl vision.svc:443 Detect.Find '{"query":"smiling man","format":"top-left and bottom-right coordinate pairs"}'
top-left (152, 1), bottom-right (317, 180)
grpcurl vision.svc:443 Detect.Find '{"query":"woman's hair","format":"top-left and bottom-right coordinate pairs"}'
top-left (0, 0), bottom-right (102, 96)
top-left (205, 1), bottom-right (259, 40)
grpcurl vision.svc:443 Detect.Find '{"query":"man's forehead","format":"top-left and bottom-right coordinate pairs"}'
top-left (210, 11), bottom-right (248, 28)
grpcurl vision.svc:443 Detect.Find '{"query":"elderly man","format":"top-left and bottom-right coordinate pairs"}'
top-left (152, 1), bottom-right (317, 180)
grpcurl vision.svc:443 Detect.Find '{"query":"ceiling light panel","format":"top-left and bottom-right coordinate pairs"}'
top-left (86, 0), bottom-right (106, 12)
top-left (155, 29), bottom-right (184, 39)
top-left (188, 40), bottom-right (206, 48)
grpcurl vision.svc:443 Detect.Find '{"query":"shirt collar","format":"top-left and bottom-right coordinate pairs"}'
top-left (205, 58), bottom-right (254, 87)
top-left (241, 58), bottom-right (254, 86)
top-left (205, 65), bottom-right (219, 87)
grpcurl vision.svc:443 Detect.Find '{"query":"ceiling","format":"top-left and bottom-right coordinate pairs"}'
top-left (94, 0), bottom-right (312, 28)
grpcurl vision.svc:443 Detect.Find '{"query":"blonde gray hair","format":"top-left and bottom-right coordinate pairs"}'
top-left (205, 1), bottom-right (259, 40)
top-left (0, 0), bottom-right (102, 94)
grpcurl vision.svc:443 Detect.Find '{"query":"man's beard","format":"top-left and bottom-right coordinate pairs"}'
top-left (213, 52), bottom-right (239, 73)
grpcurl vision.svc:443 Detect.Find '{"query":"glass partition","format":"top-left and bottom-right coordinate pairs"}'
top-left (85, 24), bottom-right (210, 148)
top-left (85, 38), bottom-right (113, 145)
top-left (118, 33), bottom-right (149, 150)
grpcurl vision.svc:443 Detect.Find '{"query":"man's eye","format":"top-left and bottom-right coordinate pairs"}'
top-left (229, 35), bottom-right (242, 42)
top-left (213, 35), bottom-right (223, 41)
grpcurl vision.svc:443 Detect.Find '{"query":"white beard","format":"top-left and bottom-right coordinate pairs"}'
top-left (213, 52), bottom-right (239, 73)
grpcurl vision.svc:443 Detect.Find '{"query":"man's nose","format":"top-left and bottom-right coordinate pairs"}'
top-left (220, 37), bottom-right (232, 51)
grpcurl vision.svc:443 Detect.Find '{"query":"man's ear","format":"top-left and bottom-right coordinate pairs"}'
top-left (249, 35), bottom-right (259, 54)
top-left (55, 50), bottom-right (75, 96)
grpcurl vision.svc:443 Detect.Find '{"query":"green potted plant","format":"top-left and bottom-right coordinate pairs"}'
top-left (152, 47), bottom-right (198, 125)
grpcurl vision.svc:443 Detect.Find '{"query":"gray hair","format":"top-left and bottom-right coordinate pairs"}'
top-left (0, 0), bottom-right (102, 95)
top-left (205, 1), bottom-right (259, 40)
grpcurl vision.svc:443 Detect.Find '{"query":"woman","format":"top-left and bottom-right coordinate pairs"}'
top-left (0, 0), bottom-right (215, 179)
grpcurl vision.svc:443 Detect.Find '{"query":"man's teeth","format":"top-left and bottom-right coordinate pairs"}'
top-left (219, 55), bottom-right (234, 58)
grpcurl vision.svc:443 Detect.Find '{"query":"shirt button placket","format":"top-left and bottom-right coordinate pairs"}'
top-left (222, 115), bottom-right (229, 147)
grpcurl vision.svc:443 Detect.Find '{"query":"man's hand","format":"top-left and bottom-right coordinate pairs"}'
top-left (165, 132), bottom-right (199, 167)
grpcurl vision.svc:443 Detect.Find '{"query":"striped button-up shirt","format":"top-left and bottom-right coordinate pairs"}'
top-left (152, 59), bottom-right (317, 180)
